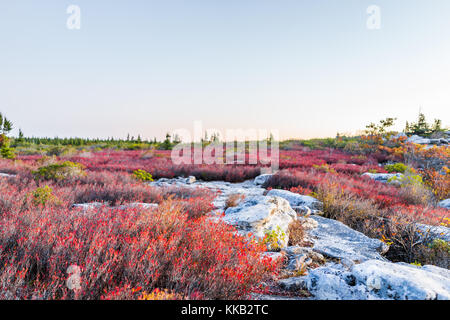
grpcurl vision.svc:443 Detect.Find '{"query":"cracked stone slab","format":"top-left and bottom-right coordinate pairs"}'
top-left (308, 216), bottom-right (389, 262)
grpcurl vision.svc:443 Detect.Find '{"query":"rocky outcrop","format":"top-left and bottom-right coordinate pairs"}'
top-left (0, 173), bottom-right (15, 178)
top-left (308, 216), bottom-right (389, 262)
top-left (282, 246), bottom-right (326, 274)
top-left (407, 135), bottom-right (432, 145)
top-left (72, 202), bottom-right (158, 212)
top-left (438, 199), bottom-right (450, 210)
top-left (416, 223), bottom-right (450, 243)
top-left (254, 174), bottom-right (273, 186)
top-left (71, 202), bottom-right (105, 211)
top-left (288, 260), bottom-right (450, 300)
top-left (223, 195), bottom-right (297, 250)
top-left (185, 176), bottom-right (196, 184)
top-left (361, 172), bottom-right (403, 184)
top-left (148, 176), bottom-right (450, 299)
top-left (406, 135), bottom-right (448, 146)
top-left (116, 202), bottom-right (159, 210)
top-left (266, 189), bottom-right (323, 211)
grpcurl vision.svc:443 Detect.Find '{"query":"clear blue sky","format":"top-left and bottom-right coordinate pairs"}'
top-left (1, 1), bottom-right (449, 140)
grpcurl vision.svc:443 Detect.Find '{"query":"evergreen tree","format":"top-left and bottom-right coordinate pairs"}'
top-left (405, 113), bottom-right (443, 136)
top-left (162, 133), bottom-right (172, 150)
top-left (0, 113), bottom-right (13, 135)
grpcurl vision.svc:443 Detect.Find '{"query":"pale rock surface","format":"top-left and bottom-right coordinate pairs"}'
top-left (71, 202), bottom-right (105, 211)
top-left (0, 173), bottom-right (15, 178)
top-left (361, 172), bottom-right (403, 183)
top-left (281, 260), bottom-right (450, 300)
top-left (223, 195), bottom-right (297, 249)
top-left (438, 198), bottom-right (450, 210)
top-left (253, 174), bottom-right (273, 186)
top-left (266, 189), bottom-right (323, 210)
top-left (416, 223), bottom-right (450, 243)
top-left (308, 216), bottom-right (389, 262)
top-left (185, 176), bottom-right (196, 184)
top-left (116, 202), bottom-right (159, 210)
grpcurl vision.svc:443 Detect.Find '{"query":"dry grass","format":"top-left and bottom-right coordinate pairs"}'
top-left (225, 193), bottom-right (246, 210)
top-left (287, 220), bottom-right (305, 246)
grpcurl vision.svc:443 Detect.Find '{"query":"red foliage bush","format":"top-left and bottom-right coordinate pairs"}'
top-left (0, 188), bottom-right (279, 300)
top-left (0, 161), bottom-right (280, 299)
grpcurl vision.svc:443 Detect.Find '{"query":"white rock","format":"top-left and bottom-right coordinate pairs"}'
top-left (223, 195), bottom-right (297, 250)
top-left (351, 260), bottom-right (450, 300)
top-left (71, 202), bottom-right (105, 211)
top-left (308, 216), bottom-right (389, 262)
top-left (416, 223), bottom-right (450, 243)
top-left (251, 293), bottom-right (306, 300)
top-left (427, 138), bottom-right (448, 145)
top-left (266, 189), bottom-right (322, 210)
top-left (406, 135), bottom-right (431, 144)
top-left (0, 173), bottom-right (15, 178)
top-left (278, 276), bottom-right (308, 292)
top-left (438, 199), bottom-right (450, 210)
top-left (294, 260), bottom-right (450, 300)
top-left (116, 202), bottom-right (159, 210)
top-left (185, 176), bottom-right (196, 184)
top-left (254, 174), bottom-right (273, 186)
top-left (282, 246), bottom-right (326, 272)
top-left (361, 172), bottom-right (403, 183)
top-left (291, 205), bottom-right (312, 216)
top-left (72, 202), bottom-right (158, 212)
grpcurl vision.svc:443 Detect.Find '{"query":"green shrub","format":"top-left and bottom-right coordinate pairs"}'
top-left (132, 169), bottom-right (154, 182)
top-left (263, 226), bottom-right (286, 251)
top-left (405, 113), bottom-right (444, 137)
top-left (429, 239), bottom-right (450, 253)
top-left (415, 239), bottom-right (450, 269)
top-left (29, 185), bottom-right (59, 207)
top-left (0, 133), bottom-right (16, 159)
top-left (388, 171), bottom-right (432, 206)
top-left (0, 146), bottom-right (16, 159)
top-left (33, 161), bottom-right (85, 182)
top-left (46, 145), bottom-right (78, 156)
top-left (125, 143), bottom-right (147, 150)
top-left (384, 162), bottom-right (408, 173)
top-left (343, 141), bottom-right (363, 154)
top-left (388, 170), bottom-right (424, 186)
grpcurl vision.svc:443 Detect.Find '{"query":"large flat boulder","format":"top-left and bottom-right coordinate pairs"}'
top-left (223, 195), bottom-right (297, 250)
top-left (0, 173), bottom-right (15, 178)
top-left (438, 199), bottom-right (450, 210)
top-left (266, 189), bottom-right (322, 210)
top-left (361, 172), bottom-right (403, 183)
top-left (308, 216), bottom-right (389, 262)
top-left (254, 174), bottom-right (273, 186)
top-left (116, 202), bottom-right (159, 210)
top-left (284, 260), bottom-right (450, 300)
top-left (416, 223), bottom-right (450, 243)
top-left (72, 202), bottom-right (158, 212)
top-left (406, 135), bottom-right (431, 144)
top-left (351, 261), bottom-right (450, 300)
